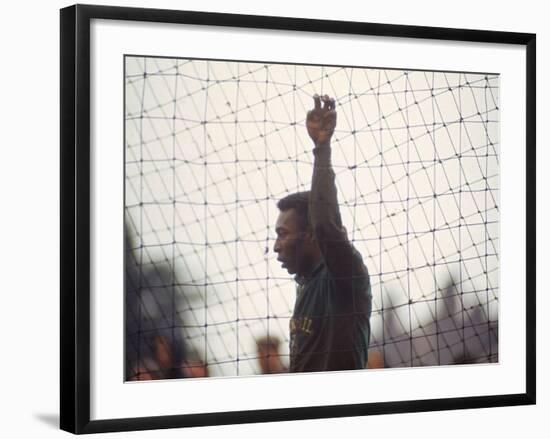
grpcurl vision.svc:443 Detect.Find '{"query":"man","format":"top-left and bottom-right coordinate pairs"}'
top-left (274, 94), bottom-right (372, 373)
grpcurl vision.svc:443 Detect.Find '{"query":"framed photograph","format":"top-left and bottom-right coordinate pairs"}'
top-left (60, 4), bottom-right (536, 434)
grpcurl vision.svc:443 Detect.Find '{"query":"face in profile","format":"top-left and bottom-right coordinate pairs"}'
top-left (274, 208), bottom-right (316, 276)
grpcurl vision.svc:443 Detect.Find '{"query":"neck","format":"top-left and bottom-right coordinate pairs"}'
top-left (298, 253), bottom-right (323, 279)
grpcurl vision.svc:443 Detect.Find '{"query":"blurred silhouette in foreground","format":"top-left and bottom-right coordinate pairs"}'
top-left (180, 348), bottom-right (209, 378)
top-left (368, 275), bottom-right (498, 368)
top-left (125, 224), bottom-right (204, 381)
top-left (366, 350), bottom-right (385, 369)
top-left (256, 336), bottom-right (288, 374)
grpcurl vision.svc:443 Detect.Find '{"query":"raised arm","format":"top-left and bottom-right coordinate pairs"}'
top-left (306, 95), bottom-right (366, 284)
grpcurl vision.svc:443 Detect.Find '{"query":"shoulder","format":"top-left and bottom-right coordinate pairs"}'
top-left (325, 250), bottom-right (370, 290)
top-left (351, 246), bottom-right (370, 277)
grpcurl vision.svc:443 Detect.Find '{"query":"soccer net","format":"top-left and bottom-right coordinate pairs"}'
top-left (124, 56), bottom-right (499, 379)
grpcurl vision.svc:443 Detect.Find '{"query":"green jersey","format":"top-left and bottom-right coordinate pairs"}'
top-left (289, 145), bottom-right (372, 372)
top-left (290, 251), bottom-right (371, 372)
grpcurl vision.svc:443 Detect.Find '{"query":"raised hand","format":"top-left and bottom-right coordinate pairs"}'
top-left (306, 94), bottom-right (337, 147)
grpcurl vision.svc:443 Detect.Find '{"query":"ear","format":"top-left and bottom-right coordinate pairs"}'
top-left (303, 225), bottom-right (316, 243)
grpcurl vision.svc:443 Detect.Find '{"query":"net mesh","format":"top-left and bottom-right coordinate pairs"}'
top-left (124, 56), bottom-right (499, 379)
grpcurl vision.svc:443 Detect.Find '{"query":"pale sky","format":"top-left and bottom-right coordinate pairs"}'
top-left (125, 56), bottom-right (499, 376)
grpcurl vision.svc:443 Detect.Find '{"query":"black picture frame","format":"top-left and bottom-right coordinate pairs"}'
top-left (60, 4), bottom-right (536, 434)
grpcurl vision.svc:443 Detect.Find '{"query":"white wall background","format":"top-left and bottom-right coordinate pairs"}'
top-left (0, 0), bottom-right (545, 437)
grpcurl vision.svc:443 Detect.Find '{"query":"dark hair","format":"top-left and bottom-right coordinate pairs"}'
top-left (276, 191), bottom-right (310, 231)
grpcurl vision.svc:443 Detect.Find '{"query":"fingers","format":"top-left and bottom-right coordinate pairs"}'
top-left (322, 94), bottom-right (330, 110)
top-left (313, 94), bottom-right (321, 110)
top-left (314, 94), bottom-right (336, 111)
